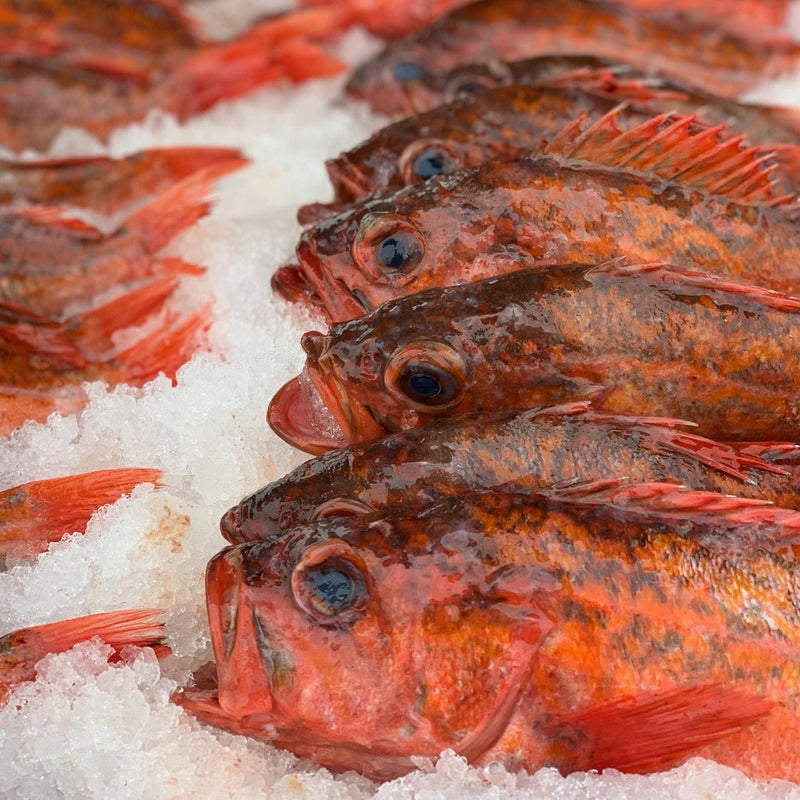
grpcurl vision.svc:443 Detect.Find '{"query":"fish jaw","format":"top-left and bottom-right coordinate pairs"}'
top-left (268, 334), bottom-right (387, 453)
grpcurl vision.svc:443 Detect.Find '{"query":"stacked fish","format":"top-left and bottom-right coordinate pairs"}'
top-left (177, 0), bottom-right (800, 786)
top-left (0, 0), bottom-right (348, 698)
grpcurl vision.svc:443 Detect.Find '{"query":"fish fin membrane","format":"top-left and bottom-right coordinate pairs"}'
top-left (167, 7), bottom-right (345, 120)
top-left (732, 441), bottom-right (800, 467)
top-left (65, 275), bottom-right (180, 361)
top-left (0, 305), bottom-right (86, 369)
top-left (542, 109), bottom-right (792, 207)
top-left (113, 302), bottom-right (211, 386)
top-left (0, 609), bottom-right (170, 701)
top-left (540, 66), bottom-right (689, 105)
top-left (524, 402), bottom-right (786, 479)
top-left (562, 684), bottom-right (774, 773)
top-left (124, 159), bottom-right (249, 254)
top-left (0, 468), bottom-right (163, 563)
top-left (9, 206), bottom-right (107, 240)
top-left (547, 480), bottom-right (800, 534)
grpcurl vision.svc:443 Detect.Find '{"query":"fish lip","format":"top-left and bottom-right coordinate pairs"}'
top-left (267, 368), bottom-right (349, 455)
top-left (325, 154), bottom-right (371, 205)
top-left (270, 263), bottom-right (325, 310)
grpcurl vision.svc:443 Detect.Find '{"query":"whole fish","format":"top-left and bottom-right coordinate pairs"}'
top-left (0, 163), bottom-right (239, 316)
top-left (293, 82), bottom-right (800, 227)
top-left (1, 609), bottom-right (169, 704)
top-left (0, 147), bottom-right (246, 215)
top-left (345, 0), bottom-right (800, 116)
top-left (268, 262), bottom-right (800, 452)
top-left (0, 468), bottom-right (163, 564)
top-left (177, 484), bottom-right (800, 781)
top-left (289, 135), bottom-right (800, 322)
top-left (225, 402), bottom-right (798, 544)
top-left (0, 279), bottom-right (209, 436)
top-left (0, 7), bottom-right (343, 153)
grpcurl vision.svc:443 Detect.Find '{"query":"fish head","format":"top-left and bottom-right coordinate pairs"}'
top-left (185, 500), bottom-right (553, 778)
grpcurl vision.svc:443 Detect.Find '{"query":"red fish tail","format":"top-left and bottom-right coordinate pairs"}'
top-left (123, 160), bottom-right (248, 255)
top-left (138, 146), bottom-right (249, 183)
top-left (0, 609), bottom-right (169, 701)
top-left (64, 275), bottom-right (180, 361)
top-left (112, 303), bottom-right (212, 387)
top-left (166, 7), bottom-right (345, 120)
top-left (0, 468), bottom-right (163, 562)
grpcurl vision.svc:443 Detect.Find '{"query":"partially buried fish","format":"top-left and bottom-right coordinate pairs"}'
top-left (288, 125), bottom-right (800, 322)
top-left (0, 468), bottom-right (163, 564)
top-left (0, 161), bottom-right (242, 316)
top-left (177, 484), bottom-right (800, 781)
top-left (1, 609), bottom-right (169, 704)
top-left (0, 275), bottom-right (209, 435)
top-left (225, 402), bottom-right (797, 543)
top-left (345, 0), bottom-right (800, 116)
top-left (293, 81), bottom-right (800, 227)
top-left (269, 262), bottom-right (800, 452)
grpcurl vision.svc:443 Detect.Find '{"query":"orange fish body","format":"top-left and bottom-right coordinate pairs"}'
top-left (224, 403), bottom-right (795, 543)
top-left (268, 262), bottom-right (800, 452)
top-left (292, 82), bottom-right (800, 231)
top-left (293, 147), bottom-right (800, 322)
top-left (178, 485), bottom-right (800, 781)
top-left (345, 0), bottom-right (800, 115)
top-left (1, 609), bottom-right (169, 703)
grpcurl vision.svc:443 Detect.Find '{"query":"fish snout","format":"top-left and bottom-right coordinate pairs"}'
top-left (301, 330), bottom-right (327, 363)
top-left (219, 504), bottom-right (243, 544)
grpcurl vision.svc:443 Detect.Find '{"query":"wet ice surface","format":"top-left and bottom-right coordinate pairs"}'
top-left (3, 3), bottom-right (800, 798)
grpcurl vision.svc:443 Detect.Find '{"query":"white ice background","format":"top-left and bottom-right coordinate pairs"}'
top-left (3, 1), bottom-right (800, 797)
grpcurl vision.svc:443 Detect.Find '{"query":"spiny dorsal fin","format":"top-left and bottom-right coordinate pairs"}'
top-left (547, 480), bottom-right (800, 533)
top-left (596, 260), bottom-right (800, 314)
top-left (541, 109), bottom-right (794, 208)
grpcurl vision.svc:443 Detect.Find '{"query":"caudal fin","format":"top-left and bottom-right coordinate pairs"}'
top-left (0, 609), bottom-right (169, 702)
top-left (166, 7), bottom-right (345, 120)
top-left (0, 468), bottom-right (163, 563)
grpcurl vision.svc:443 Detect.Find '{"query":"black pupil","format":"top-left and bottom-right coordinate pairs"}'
top-left (408, 372), bottom-right (441, 398)
top-left (311, 568), bottom-right (353, 610)
top-left (379, 234), bottom-right (413, 269)
top-left (413, 151), bottom-right (447, 179)
top-left (393, 61), bottom-right (424, 82)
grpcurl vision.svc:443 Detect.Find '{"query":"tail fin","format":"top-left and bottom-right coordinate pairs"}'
top-left (111, 303), bottom-right (212, 386)
top-left (123, 158), bottom-right (248, 254)
top-left (0, 609), bottom-right (169, 701)
top-left (0, 468), bottom-right (163, 562)
top-left (167, 6), bottom-right (345, 120)
top-left (65, 276), bottom-right (180, 361)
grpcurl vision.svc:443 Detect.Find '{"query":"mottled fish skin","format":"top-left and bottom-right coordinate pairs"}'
top-left (179, 487), bottom-right (800, 781)
top-left (268, 263), bottom-right (800, 452)
top-left (296, 81), bottom-right (800, 228)
top-left (294, 153), bottom-right (800, 323)
top-left (224, 403), bottom-right (796, 544)
top-left (346, 0), bottom-right (800, 115)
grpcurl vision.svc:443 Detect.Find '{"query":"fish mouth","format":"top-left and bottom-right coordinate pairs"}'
top-left (296, 155), bottom-right (370, 226)
top-left (219, 503), bottom-right (244, 544)
top-left (270, 263), bottom-right (326, 310)
top-left (268, 337), bottom-right (385, 453)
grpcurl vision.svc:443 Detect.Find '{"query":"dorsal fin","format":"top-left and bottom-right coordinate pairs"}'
top-left (540, 109), bottom-right (795, 208)
top-left (546, 480), bottom-right (800, 534)
top-left (595, 260), bottom-right (800, 314)
top-left (522, 403), bottom-right (786, 479)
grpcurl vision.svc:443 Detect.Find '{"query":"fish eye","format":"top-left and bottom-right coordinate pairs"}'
top-left (398, 139), bottom-right (460, 185)
top-left (291, 542), bottom-right (368, 626)
top-left (353, 214), bottom-right (426, 283)
top-left (385, 341), bottom-right (466, 412)
top-left (442, 61), bottom-right (513, 102)
top-left (393, 61), bottom-right (425, 82)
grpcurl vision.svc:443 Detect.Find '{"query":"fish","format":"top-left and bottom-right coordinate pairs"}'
top-left (223, 401), bottom-right (799, 544)
top-left (0, 147), bottom-right (246, 215)
top-left (268, 262), bottom-right (800, 452)
top-left (1, 609), bottom-right (169, 704)
top-left (345, 0), bottom-right (800, 116)
top-left (294, 82), bottom-right (800, 227)
top-left (0, 278), bottom-right (209, 436)
top-left (0, 161), bottom-right (241, 316)
top-left (288, 126), bottom-right (800, 322)
top-left (0, 468), bottom-right (163, 564)
top-left (176, 483), bottom-right (800, 781)
top-left (0, 6), bottom-right (344, 153)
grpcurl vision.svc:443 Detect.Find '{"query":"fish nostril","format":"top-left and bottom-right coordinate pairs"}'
top-left (301, 331), bottom-right (326, 360)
